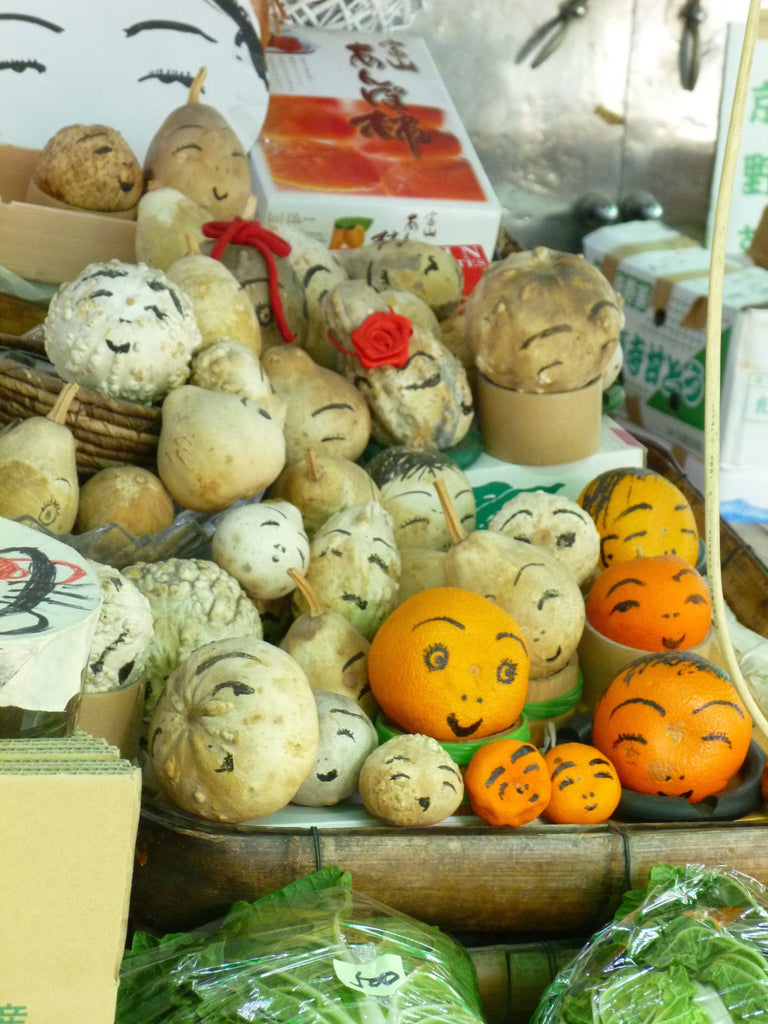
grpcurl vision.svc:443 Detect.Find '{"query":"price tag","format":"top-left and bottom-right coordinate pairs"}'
top-left (333, 953), bottom-right (408, 995)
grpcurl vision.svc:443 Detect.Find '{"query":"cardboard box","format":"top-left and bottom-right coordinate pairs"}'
top-left (0, 144), bottom-right (137, 284)
top-left (466, 416), bottom-right (646, 528)
top-left (251, 27), bottom-right (502, 288)
top-left (0, 736), bottom-right (141, 1024)
top-left (583, 221), bottom-right (768, 474)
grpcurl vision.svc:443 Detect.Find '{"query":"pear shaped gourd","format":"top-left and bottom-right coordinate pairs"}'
top-left (0, 382), bottom-right (80, 533)
top-left (281, 569), bottom-right (378, 719)
top-left (143, 67), bottom-right (251, 220)
top-left (135, 185), bottom-right (210, 271)
top-left (435, 480), bottom-right (585, 679)
top-left (166, 242), bottom-right (262, 356)
top-left (268, 448), bottom-right (380, 537)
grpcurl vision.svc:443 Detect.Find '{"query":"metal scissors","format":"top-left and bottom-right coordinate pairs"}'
top-left (515, 0), bottom-right (590, 68)
top-left (679, 0), bottom-right (706, 91)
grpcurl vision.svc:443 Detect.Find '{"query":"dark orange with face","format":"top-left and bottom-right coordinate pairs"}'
top-left (592, 651), bottom-right (752, 802)
top-left (586, 553), bottom-right (711, 652)
top-left (368, 587), bottom-right (530, 742)
top-left (543, 742), bottom-right (622, 824)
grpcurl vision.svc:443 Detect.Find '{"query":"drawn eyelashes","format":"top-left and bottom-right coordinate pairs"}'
top-left (138, 68), bottom-right (198, 88)
top-left (0, 58), bottom-right (45, 73)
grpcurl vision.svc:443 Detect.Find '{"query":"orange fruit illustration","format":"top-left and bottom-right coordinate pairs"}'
top-left (591, 651), bottom-right (752, 803)
top-left (542, 742), bottom-right (622, 824)
top-left (577, 467), bottom-right (699, 570)
top-left (367, 586), bottom-right (530, 742)
top-left (585, 553), bottom-right (711, 652)
top-left (464, 739), bottom-right (551, 826)
top-left (381, 156), bottom-right (487, 201)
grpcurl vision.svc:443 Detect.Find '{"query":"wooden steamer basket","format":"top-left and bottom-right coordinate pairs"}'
top-left (0, 329), bottom-right (161, 477)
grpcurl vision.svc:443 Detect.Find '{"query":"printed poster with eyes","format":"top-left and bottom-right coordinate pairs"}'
top-left (0, 1), bottom-right (269, 160)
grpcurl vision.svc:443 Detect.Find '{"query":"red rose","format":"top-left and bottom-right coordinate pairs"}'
top-left (329, 311), bottom-right (412, 369)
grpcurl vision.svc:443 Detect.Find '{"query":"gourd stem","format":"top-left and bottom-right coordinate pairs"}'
top-left (188, 67), bottom-right (207, 104)
top-left (304, 448), bottom-right (322, 482)
top-left (288, 568), bottom-right (324, 618)
top-left (434, 478), bottom-right (466, 545)
top-left (241, 194), bottom-right (258, 220)
top-left (185, 233), bottom-right (201, 256)
top-left (48, 381), bottom-right (79, 426)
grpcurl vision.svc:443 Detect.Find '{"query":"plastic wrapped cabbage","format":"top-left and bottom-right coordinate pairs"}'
top-left (532, 863), bottom-right (768, 1023)
top-left (116, 866), bottom-right (486, 1024)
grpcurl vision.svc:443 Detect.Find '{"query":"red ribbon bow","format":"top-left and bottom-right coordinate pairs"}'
top-left (202, 216), bottom-right (295, 343)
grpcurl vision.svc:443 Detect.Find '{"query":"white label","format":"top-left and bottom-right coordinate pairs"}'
top-left (333, 954), bottom-right (408, 995)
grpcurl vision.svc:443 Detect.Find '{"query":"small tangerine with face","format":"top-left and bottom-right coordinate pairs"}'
top-left (543, 743), bottom-right (622, 824)
top-left (578, 467), bottom-right (699, 570)
top-left (367, 586), bottom-right (530, 742)
top-left (464, 739), bottom-right (551, 827)
top-left (586, 553), bottom-right (711, 652)
top-left (592, 651), bottom-right (752, 803)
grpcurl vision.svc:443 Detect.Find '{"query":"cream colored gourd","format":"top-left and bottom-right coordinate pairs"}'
top-left (261, 345), bottom-right (371, 462)
top-left (135, 185), bottom-right (209, 271)
top-left (75, 464), bottom-right (175, 537)
top-left (148, 635), bottom-right (319, 823)
top-left (0, 382), bottom-right (79, 533)
top-left (281, 569), bottom-right (377, 718)
top-left (143, 68), bottom-right (251, 221)
top-left (189, 337), bottom-right (283, 416)
top-left (295, 502), bottom-right (400, 641)
top-left (435, 481), bottom-right (585, 679)
top-left (396, 547), bottom-right (448, 604)
top-left (166, 245), bottom-right (262, 356)
top-left (157, 385), bottom-right (286, 513)
top-left (211, 499), bottom-right (310, 601)
top-left (268, 449), bottom-right (380, 537)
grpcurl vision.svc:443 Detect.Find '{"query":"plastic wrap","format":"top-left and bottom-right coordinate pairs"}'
top-left (117, 866), bottom-right (486, 1024)
top-left (532, 863), bottom-right (768, 1023)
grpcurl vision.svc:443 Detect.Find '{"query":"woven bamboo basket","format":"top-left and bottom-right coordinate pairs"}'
top-left (0, 329), bottom-right (161, 478)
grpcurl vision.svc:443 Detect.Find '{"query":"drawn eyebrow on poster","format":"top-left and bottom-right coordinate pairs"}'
top-left (125, 20), bottom-right (217, 42)
top-left (0, 13), bottom-right (63, 31)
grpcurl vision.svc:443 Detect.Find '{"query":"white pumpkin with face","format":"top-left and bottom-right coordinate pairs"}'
top-left (211, 499), bottom-right (310, 602)
top-left (365, 446), bottom-right (476, 551)
top-left (487, 489), bottom-right (600, 587)
top-left (44, 259), bottom-right (202, 404)
top-left (358, 733), bottom-right (464, 826)
top-left (292, 691), bottom-right (379, 806)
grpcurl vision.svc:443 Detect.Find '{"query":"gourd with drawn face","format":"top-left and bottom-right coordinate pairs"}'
top-left (368, 586), bottom-right (530, 742)
top-left (358, 732), bottom-right (464, 826)
top-left (591, 651), bottom-right (752, 802)
top-left (335, 239), bottom-right (464, 320)
top-left (261, 345), bottom-right (371, 463)
top-left (322, 280), bottom-right (474, 450)
top-left (295, 501), bottom-right (401, 641)
top-left (585, 553), bottom-right (711, 652)
top-left (34, 123), bottom-right (143, 212)
top-left (292, 691), bottom-right (379, 807)
top-left (43, 259), bottom-right (201, 404)
top-left (487, 489), bottom-right (600, 587)
top-left (365, 446), bottom-right (476, 552)
top-left (211, 500), bottom-right (310, 602)
top-left (578, 467), bottom-right (699, 570)
top-left (143, 68), bottom-right (251, 220)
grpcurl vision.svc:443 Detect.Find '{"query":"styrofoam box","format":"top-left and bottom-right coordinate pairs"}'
top-left (250, 27), bottom-right (502, 288)
top-left (583, 221), bottom-right (768, 472)
top-left (466, 417), bottom-right (646, 528)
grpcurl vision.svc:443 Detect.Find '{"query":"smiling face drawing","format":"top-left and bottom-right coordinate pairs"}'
top-left (368, 587), bottom-right (530, 743)
top-left (0, 2), bottom-right (268, 156)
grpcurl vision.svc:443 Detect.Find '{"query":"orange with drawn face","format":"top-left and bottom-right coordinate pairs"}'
top-left (543, 742), bottom-right (621, 824)
top-left (367, 586), bottom-right (530, 742)
top-left (578, 467), bottom-right (699, 571)
top-left (464, 739), bottom-right (551, 826)
top-left (592, 651), bottom-right (752, 802)
top-left (586, 554), bottom-right (711, 652)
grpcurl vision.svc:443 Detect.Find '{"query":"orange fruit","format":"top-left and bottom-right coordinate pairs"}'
top-left (585, 553), bottom-right (711, 652)
top-left (592, 651), bottom-right (752, 803)
top-left (367, 586), bottom-right (530, 742)
top-left (542, 743), bottom-right (622, 824)
top-left (577, 467), bottom-right (699, 570)
top-left (464, 739), bottom-right (551, 826)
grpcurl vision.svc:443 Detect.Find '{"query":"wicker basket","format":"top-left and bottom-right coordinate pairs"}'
top-left (0, 330), bottom-right (161, 478)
